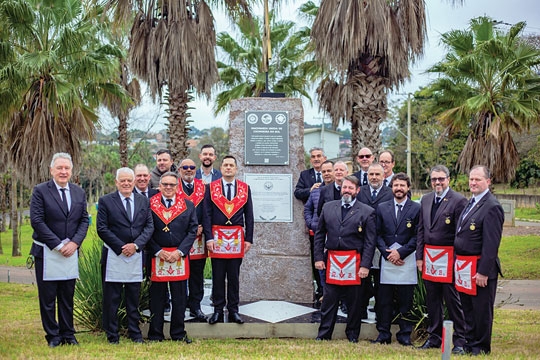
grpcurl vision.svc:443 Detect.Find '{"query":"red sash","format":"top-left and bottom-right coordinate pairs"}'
top-left (454, 255), bottom-right (480, 295)
top-left (149, 194), bottom-right (187, 232)
top-left (210, 225), bottom-right (244, 259)
top-left (189, 234), bottom-right (208, 260)
top-left (326, 250), bottom-right (361, 286)
top-left (179, 178), bottom-right (205, 207)
top-left (150, 247), bottom-right (190, 282)
top-left (422, 245), bottom-right (453, 283)
top-left (210, 180), bottom-right (248, 221)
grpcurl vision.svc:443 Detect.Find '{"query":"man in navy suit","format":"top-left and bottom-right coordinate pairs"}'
top-left (416, 165), bottom-right (467, 354)
top-left (454, 165), bottom-right (504, 355)
top-left (195, 144), bottom-right (222, 184)
top-left (30, 153), bottom-right (89, 347)
top-left (316, 161), bottom-right (348, 217)
top-left (97, 168), bottom-right (154, 344)
top-left (294, 147), bottom-right (327, 203)
top-left (378, 150), bottom-right (395, 187)
top-left (352, 147), bottom-right (374, 186)
top-left (314, 175), bottom-right (376, 342)
top-left (204, 155), bottom-right (254, 324)
top-left (133, 164), bottom-right (159, 198)
top-left (372, 173), bottom-right (420, 346)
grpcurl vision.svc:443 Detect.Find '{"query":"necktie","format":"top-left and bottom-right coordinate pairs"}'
top-left (186, 183), bottom-right (193, 194)
top-left (362, 173), bottom-right (368, 185)
top-left (463, 198), bottom-right (476, 217)
top-left (371, 190), bottom-right (377, 201)
top-left (166, 199), bottom-right (173, 208)
top-left (226, 183), bottom-right (232, 201)
top-left (337, 186), bottom-right (341, 192)
top-left (431, 197), bottom-right (442, 223)
top-left (125, 198), bottom-right (132, 222)
top-left (383, 179), bottom-right (388, 187)
top-left (316, 172), bottom-right (322, 183)
top-left (435, 196), bottom-right (441, 204)
top-left (341, 203), bottom-right (351, 219)
top-left (141, 191), bottom-right (147, 198)
top-left (396, 204), bottom-right (403, 222)
top-left (60, 188), bottom-right (69, 213)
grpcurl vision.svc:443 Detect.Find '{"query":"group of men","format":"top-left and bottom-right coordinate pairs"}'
top-left (296, 147), bottom-right (504, 355)
top-left (30, 146), bottom-right (254, 347)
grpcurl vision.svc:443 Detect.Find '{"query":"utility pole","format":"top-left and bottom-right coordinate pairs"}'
top-left (407, 93), bottom-right (412, 178)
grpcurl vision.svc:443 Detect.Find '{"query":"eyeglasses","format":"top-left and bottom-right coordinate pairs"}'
top-left (430, 177), bottom-right (447, 183)
top-left (161, 183), bottom-right (178, 187)
top-left (379, 160), bottom-right (393, 164)
top-left (182, 165), bottom-right (196, 170)
top-left (358, 154), bottom-right (372, 159)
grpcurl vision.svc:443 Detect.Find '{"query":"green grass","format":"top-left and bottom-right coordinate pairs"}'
top-left (499, 236), bottom-right (540, 279)
top-left (0, 282), bottom-right (539, 359)
top-left (515, 207), bottom-right (540, 221)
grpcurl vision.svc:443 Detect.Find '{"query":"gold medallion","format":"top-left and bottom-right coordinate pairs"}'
top-left (470, 223), bottom-right (476, 231)
top-left (163, 211), bottom-right (172, 221)
top-left (407, 221), bottom-right (412, 228)
top-left (358, 226), bottom-right (362, 233)
top-left (225, 203), bottom-right (234, 215)
top-left (445, 217), bottom-right (451, 225)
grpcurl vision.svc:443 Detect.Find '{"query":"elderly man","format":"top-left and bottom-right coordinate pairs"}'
top-left (149, 149), bottom-right (177, 188)
top-left (97, 168), bottom-right (154, 344)
top-left (30, 153), bottom-right (89, 347)
top-left (294, 147), bottom-right (327, 203)
top-left (378, 150), bottom-right (396, 187)
top-left (316, 161), bottom-right (349, 217)
top-left (133, 164), bottom-right (159, 198)
top-left (196, 144), bottom-right (222, 184)
top-left (352, 147), bottom-right (374, 186)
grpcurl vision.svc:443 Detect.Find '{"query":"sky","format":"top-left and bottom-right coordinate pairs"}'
top-left (113, 0), bottom-right (540, 133)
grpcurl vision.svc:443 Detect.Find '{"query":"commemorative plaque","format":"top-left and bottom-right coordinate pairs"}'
top-left (244, 110), bottom-right (289, 165)
top-left (244, 173), bottom-right (292, 223)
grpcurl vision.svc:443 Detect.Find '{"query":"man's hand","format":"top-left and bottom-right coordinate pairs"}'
top-left (121, 243), bottom-right (137, 257)
top-left (197, 225), bottom-right (203, 236)
top-left (206, 240), bottom-right (215, 252)
top-left (474, 272), bottom-right (488, 287)
top-left (244, 242), bottom-right (252, 253)
top-left (386, 249), bottom-right (401, 264)
top-left (358, 267), bottom-right (369, 279)
top-left (416, 260), bottom-right (423, 272)
top-left (59, 242), bottom-right (78, 257)
top-left (310, 183), bottom-right (321, 192)
top-left (314, 261), bottom-right (325, 270)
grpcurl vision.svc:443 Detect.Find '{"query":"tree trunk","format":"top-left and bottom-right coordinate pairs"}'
top-left (167, 88), bottom-right (191, 163)
top-left (118, 113), bottom-right (129, 167)
top-left (11, 176), bottom-right (20, 257)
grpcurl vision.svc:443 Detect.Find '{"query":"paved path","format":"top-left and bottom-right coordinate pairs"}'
top-left (1, 265), bottom-right (539, 310)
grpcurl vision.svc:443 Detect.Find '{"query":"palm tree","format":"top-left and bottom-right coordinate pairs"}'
top-left (310, 0), bottom-right (427, 166)
top-left (214, 11), bottom-right (318, 115)
top-left (0, 0), bottom-right (127, 186)
top-left (424, 17), bottom-right (540, 182)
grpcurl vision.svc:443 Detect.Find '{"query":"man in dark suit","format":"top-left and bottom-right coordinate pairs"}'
top-left (204, 155), bottom-right (254, 324)
top-left (314, 175), bottom-right (376, 343)
top-left (30, 153), bottom-right (89, 348)
top-left (454, 165), bottom-right (504, 356)
top-left (294, 147), bottom-right (327, 202)
top-left (378, 150), bottom-right (395, 187)
top-left (357, 163), bottom-right (393, 319)
top-left (97, 167), bottom-right (154, 344)
top-left (195, 144), bottom-right (222, 184)
top-left (372, 173), bottom-right (420, 346)
top-left (178, 158), bottom-right (208, 322)
top-left (416, 165), bottom-right (468, 354)
top-left (316, 161), bottom-right (348, 217)
top-left (133, 164), bottom-right (159, 198)
top-left (147, 172), bottom-right (198, 343)
top-left (352, 147), bottom-right (374, 186)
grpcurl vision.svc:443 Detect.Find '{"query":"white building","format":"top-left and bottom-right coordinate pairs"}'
top-left (303, 128), bottom-right (341, 159)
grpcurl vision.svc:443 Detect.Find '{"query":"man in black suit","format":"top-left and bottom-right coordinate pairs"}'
top-left (178, 158), bottom-right (208, 322)
top-left (147, 172), bottom-right (198, 343)
top-left (378, 150), bottom-right (395, 187)
top-left (352, 147), bottom-right (374, 186)
top-left (97, 167), bottom-right (154, 344)
top-left (314, 175), bottom-right (376, 343)
top-left (372, 173), bottom-right (420, 346)
top-left (316, 161), bottom-right (348, 217)
top-left (416, 165), bottom-right (468, 354)
top-left (454, 165), bottom-right (504, 355)
top-left (204, 155), bottom-right (254, 324)
top-left (196, 144), bottom-right (222, 184)
top-left (294, 147), bottom-right (327, 203)
top-left (133, 164), bottom-right (159, 198)
top-left (357, 163), bottom-right (393, 319)
top-left (30, 152), bottom-right (89, 348)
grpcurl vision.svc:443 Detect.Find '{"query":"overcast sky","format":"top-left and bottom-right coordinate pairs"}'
top-left (116, 0), bottom-right (540, 133)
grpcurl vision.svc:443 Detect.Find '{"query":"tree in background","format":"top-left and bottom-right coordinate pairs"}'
top-left (424, 16), bottom-right (540, 182)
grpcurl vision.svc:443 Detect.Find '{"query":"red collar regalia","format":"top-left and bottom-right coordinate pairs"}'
top-left (150, 193), bottom-right (187, 232)
top-left (210, 179), bottom-right (248, 223)
top-left (179, 178), bottom-right (205, 207)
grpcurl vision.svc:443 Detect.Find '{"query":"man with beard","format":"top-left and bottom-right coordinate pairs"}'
top-left (314, 175), bottom-right (376, 343)
top-left (372, 173), bottom-right (420, 346)
top-left (178, 158), bottom-right (208, 322)
top-left (352, 147), bottom-right (374, 186)
top-left (149, 149), bottom-right (177, 189)
top-left (133, 164), bottom-right (159, 198)
top-left (294, 147), bottom-right (327, 203)
top-left (196, 144), bottom-right (222, 184)
top-left (416, 165), bottom-right (467, 354)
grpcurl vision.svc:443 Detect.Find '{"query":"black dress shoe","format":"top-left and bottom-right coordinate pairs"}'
top-left (190, 309), bottom-right (208, 322)
top-left (340, 302), bottom-right (348, 314)
top-left (48, 339), bottom-right (62, 348)
top-left (451, 346), bottom-right (466, 355)
top-left (173, 335), bottom-right (192, 344)
top-left (131, 338), bottom-right (144, 344)
top-left (229, 312), bottom-right (244, 324)
top-left (108, 340), bottom-right (119, 345)
top-left (418, 339), bottom-right (440, 349)
top-left (63, 338), bottom-right (79, 345)
top-left (371, 338), bottom-right (391, 345)
top-left (348, 338), bottom-right (359, 343)
top-left (208, 312), bottom-right (224, 324)
top-left (399, 339), bottom-right (413, 346)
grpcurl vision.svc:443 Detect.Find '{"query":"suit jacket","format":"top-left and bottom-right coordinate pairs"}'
top-left (316, 182), bottom-right (341, 217)
top-left (352, 170), bottom-right (369, 186)
top-left (416, 189), bottom-right (467, 260)
top-left (180, 180), bottom-right (204, 224)
top-left (314, 200), bottom-right (376, 269)
top-left (454, 192), bottom-right (504, 278)
top-left (133, 187), bottom-right (159, 198)
top-left (202, 180), bottom-right (254, 243)
top-left (195, 168), bottom-right (222, 182)
top-left (304, 186), bottom-right (324, 232)
top-left (97, 192), bottom-right (154, 257)
top-left (30, 180), bottom-right (89, 257)
top-left (357, 185), bottom-right (393, 211)
top-left (376, 199), bottom-right (420, 261)
top-left (294, 168), bottom-right (317, 202)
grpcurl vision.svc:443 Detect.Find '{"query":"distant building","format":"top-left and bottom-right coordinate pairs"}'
top-left (304, 128), bottom-right (341, 159)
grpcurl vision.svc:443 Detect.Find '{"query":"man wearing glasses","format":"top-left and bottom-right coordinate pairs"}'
top-left (378, 150), bottom-right (395, 187)
top-left (352, 147), bottom-right (374, 186)
top-left (416, 165), bottom-right (467, 355)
